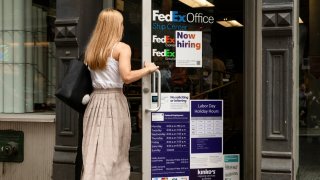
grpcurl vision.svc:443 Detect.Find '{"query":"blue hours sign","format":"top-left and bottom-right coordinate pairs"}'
top-left (151, 95), bottom-right (224, 180)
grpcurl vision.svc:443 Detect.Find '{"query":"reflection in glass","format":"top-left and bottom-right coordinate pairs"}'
top-left (117, 0), bottom-right (244, 178)
top-left (298, 0), bottom-right (320, 179)
top-left (151, 0), bottom-right (244, 179)
top-left (0, 0), bottom-right (56, 113)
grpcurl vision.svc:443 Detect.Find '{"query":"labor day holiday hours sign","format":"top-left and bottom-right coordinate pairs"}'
top-left (151, 93), bottom-right (224, 180)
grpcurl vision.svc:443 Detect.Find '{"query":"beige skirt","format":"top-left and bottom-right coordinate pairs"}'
top-left (81, 88), bottom-right (131, 180)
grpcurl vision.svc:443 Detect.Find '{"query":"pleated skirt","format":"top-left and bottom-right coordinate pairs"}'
top-left (81, 88), bottom-right (131, 180)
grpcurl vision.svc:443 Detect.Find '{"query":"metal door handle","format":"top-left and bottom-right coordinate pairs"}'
top-left (145, 69), bottom-right (161, 112)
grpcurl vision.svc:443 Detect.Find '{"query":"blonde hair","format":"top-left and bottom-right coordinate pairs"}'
top-left (85, 8), bottom-right (123, 70)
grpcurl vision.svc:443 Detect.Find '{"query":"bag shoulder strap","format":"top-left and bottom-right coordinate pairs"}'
top-left (110, 42), bottom-right (119, 59)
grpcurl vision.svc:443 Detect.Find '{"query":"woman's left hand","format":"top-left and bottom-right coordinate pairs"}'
top-left (144, 62), bottom-right (159, 73)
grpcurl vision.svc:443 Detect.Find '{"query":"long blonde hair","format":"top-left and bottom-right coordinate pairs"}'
top-left (85, 8), bottom-right (123, 70)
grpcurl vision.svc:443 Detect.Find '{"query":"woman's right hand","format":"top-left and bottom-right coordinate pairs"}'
top-left (144, 62), bottom-right (159, 73)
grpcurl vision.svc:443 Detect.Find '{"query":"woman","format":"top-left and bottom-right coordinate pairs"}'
top-left (81, 8), bottom-right (158, 180)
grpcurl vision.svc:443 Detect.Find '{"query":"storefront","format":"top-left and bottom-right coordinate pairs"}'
top-left (1, 0), bottom-right (319, 180)
top-left (142, 1), bottom-right (244, 180)
top-left (52, 1), bottom-right (301, 179)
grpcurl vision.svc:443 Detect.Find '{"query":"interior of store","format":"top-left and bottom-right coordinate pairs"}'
top-left (117, 0), bottom-right (244, 178)
top-left (298, 0), bottom-right (320, 179)
top-left (119, 0), bottom-right (320, 179)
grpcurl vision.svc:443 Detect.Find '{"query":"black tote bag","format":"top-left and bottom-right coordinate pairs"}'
top-left (55, 57), bottom-right (93, 113)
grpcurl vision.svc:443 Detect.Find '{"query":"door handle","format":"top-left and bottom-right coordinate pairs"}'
top-left (145, 69), bottom-right (161, 112)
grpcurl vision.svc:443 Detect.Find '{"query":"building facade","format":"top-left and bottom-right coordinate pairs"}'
top-left (0, 0), bottom-right (319, 180)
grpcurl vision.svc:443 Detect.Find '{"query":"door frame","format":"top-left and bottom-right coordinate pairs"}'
top-left (141, 0), bottom-right (152, 179)
top-left (244, 0), bottom-right (259, 179)
top-left (141, 0), bottom-right (258, 179)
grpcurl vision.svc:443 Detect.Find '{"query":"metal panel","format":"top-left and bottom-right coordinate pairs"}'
top-left (264, 49), bottom-right (289, 141)
top-left (0, 130), bottom-right (24, 162)
top-left (261, 172), bottom-right (292, 180)
top-left (261, 151), bottom-right (292, 173)
top-left (262, 4), bottom-right (293, 142)
top-left (244, 0), bottom-right (258, 179)
top-left (142, 0), bottom-right (152, 179)
top-left (0, 121), bottom-right (55, 180)
top-left (260, 0), bottom-right (297, 178)
top-left (53, 0), bottom-right (103, 179)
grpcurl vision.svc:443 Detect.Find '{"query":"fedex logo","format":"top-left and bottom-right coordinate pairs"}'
top-left (153, 10), bottom-right (186, 22)
top-left (152, 35), bottom-right (175, 44)
top-left (152, 49), bottom-right (175, 57)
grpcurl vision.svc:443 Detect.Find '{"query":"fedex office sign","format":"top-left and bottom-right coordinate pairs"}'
top-left (153, 10), bottom-right (215, 24)
top-left (153, 10), bottom-right (186, 22)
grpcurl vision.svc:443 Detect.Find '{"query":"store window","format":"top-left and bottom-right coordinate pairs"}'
top-left (116, 0), bottom-right (244, 179)
top-left (113, 0), bottom-right (143, 132)
top-left (298, 0), bottom-right (320, 179)
top-left (0, 0), bottom-right (56, 113)
top-left (150, 1), bottom-right (244, 179)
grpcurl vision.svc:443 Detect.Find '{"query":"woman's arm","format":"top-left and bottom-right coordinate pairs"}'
top-left (118, 43), bottom-right (158, 84)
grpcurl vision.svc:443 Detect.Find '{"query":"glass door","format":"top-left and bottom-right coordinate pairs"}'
top-left (297, 0), bottom-right (320, 179)
top-left (142, 0), bottom-right (244, 179)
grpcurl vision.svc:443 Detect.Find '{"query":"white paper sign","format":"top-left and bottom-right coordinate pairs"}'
top-left (151, 93), bottom-right (190, 112)
top-left (175, 31), bottom-right (202, 67)
top-left (224, 154), bottom-right (240, 180)
top-left (189, 100), bottom-right (224, 179)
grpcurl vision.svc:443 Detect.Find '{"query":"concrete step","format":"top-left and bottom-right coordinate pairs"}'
top-left (130, 172), bottom-right (142, 180)
top-left (129, 145), bottom-right (142, 169)
top-left (131, 132), bottom-right (142, 147)
top-left (130, 132), bottom-right (142, 179)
